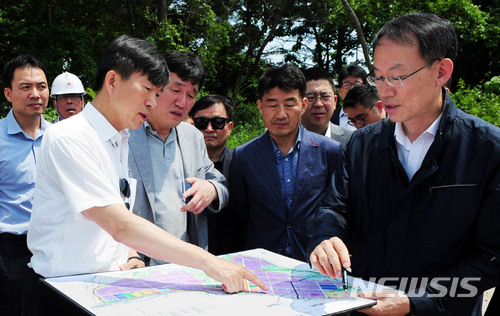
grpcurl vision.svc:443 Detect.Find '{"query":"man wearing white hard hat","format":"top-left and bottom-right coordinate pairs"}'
top-left (50, 72), bottom-right (86, 121)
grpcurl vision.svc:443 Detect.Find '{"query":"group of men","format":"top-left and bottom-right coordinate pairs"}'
top-left (1, 12), bottom-right (499, 316)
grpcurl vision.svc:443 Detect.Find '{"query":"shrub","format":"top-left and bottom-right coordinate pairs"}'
top-left (451, 77), bottom-right (500, 127)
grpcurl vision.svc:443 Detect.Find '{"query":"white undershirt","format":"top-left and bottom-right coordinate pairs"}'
top-left (394, 114), bottom-right (442, 180)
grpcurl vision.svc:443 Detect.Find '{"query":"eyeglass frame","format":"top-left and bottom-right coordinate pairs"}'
top-left (305, 92), bottom-right (335, 104)
top-left (340, 81), bottom-right (364, 89)
top-left (119, 178), bottom-right (131, 210)
top-left (193, 116), bottom-right (229, 130)
top-left (367, 59), bottom-right (440, 87)
top-left (54, 93), bottom-right (84, 102)
top-left (347, 103), bottom-right (376, 127)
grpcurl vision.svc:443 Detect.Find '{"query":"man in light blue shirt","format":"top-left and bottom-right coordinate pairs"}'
top-left (0, 55), bottom-right (51, 315)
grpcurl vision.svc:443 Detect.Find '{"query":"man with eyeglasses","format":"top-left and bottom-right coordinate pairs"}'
top-left (330, 64), bottom-right (368, 131)
top-left (308, 13), bottom-right (499, 316)
top-left (50, 72), bottom-right (86, 121)
top-left (189, 95), bottom-right (245, 255)
top-left (301, 67), bottom-right (353, 147)
top-left (343, 85), bottom-right (386, 129)
top-left (129, 52), bottom-right (229, 264)
top-left (25, 36), bottom-right (267, 314)
top-left (230, 64), bottom-right (344, 262)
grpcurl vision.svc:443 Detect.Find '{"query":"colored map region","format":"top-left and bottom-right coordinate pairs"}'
top-left (45, 249), bottom-right (375, 315)
top-left (93, 254), bottom-right (352, 304)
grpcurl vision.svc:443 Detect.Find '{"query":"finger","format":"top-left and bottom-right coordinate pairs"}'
top-left (310, 252), bottom-right (329, 277)
top-left (330, 237), bottom-right (351, 269)
top-left (243, 270), bottom-right (269, 291)
top-left (184, 177), bottom-right (196, 185)
top-left (316, 241), bottom-right (339, 278)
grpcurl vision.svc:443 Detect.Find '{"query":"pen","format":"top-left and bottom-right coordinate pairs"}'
top-left (342, 267), bottom-right (352, 291)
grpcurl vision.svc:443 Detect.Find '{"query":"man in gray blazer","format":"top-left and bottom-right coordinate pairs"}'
top-left (128, 52), bottom-right (228, 265)
top-left (301, 67), bottom-right (353, 147)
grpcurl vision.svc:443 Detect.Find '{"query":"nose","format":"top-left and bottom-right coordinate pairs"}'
top-left (375, 82), bottom-right (396, 99)
top-left (312, 96), bottom-right (324, 107)
top-left (276, 104), bottom-right (287, 119)
top-left (30, 87), bottom-right (41, 99)
top-left (205, 121), bottom-right (215, 131)
top-left (147, 91), bottom-right (158, 109)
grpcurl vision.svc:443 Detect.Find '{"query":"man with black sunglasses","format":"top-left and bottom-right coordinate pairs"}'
top-left (189, 95), bottom-right (245, 255)
top-left (129, 52), bottom-right (229, 264)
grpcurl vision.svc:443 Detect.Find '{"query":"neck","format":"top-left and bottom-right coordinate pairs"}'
top-left (13, 112), bottom-right (41, 139)
top-left (271, 129), bottom-right (299, 155)
top-left (208, 146), bottom-right (225, 163)
top-left (148, 120), bottom-right (171, 141)
top-left (92, 94), bottom-right (123, 131)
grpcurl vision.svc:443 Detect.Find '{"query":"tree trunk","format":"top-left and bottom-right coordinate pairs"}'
top-left (340, 0), bottom-right (372, 71)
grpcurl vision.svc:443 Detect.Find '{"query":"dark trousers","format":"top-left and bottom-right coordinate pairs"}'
top-left (0, 233), bottom-right (32, 315)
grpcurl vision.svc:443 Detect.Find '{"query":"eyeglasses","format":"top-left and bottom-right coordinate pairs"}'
top-left (55, 94), bottom-right (83, 102)
top-left (193, 117), bottom-right (229, 130)
top-left (347, 103), bottom-right (375, 127)
top-left (367, 60), bottom-right (438, 87)
top-left (305, 93), bottom-right (334, 104)
top-left (119, 178), bottom-right (130, 210)
top-left (340, 81), bottom-right (363, 89)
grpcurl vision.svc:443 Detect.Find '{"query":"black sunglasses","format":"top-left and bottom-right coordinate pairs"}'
top-left (193, 117), bottom-right (228, 130)
top-left (119, 178), bottom-right (130, 209)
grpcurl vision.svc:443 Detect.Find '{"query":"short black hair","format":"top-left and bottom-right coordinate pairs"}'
top-left (95, 35), bottom-right (169, 91)
top-left (189, 94), bottom-right (234, 121)
top-left (163, 51), bottom-right (206, 91)
top-left (258, 64), bottom-right (306, 100)
top-left (3, 55), bottom-right (48, 89)
top-left (343, 85), bottom-right (380, 110)
top-left (372, 13), bottom-right (458, 63)
top-left (338, 64), bottom-right (368, 86)
top-left (302, 67), bottom-right (335, 92)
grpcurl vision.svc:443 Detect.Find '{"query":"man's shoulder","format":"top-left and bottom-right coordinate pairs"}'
top-left (329, 122), bottom-right (353, 137)
top-left (453, 108), bottom-right (500, 143)
top-left (234, 132), bottom-right (267, 154)
top-left (302, 127), bottom-right (342, 150)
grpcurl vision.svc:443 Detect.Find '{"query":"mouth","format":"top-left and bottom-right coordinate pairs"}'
top-left (311, 112), bottom-right (325, 118)
top-left (139, 112), bottom-right (149, 122)
top-left (383, 103), bottom-right (399, 113)
top-left (29, 103), bottom-right (42, 109)
top-left (170, 111), bottom-right (183, 119)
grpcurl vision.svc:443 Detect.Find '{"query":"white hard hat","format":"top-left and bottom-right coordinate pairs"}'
top-left (50, 72), bottom-right (86, 97)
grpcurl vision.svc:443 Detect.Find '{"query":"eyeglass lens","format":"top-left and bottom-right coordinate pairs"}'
top-left (194, 117), bottom-right (228, 130)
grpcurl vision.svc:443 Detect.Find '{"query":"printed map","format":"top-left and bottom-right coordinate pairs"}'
top-left (45, 249), bottom-right (375, 315)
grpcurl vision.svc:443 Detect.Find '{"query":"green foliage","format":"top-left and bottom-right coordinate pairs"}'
top-left (42, 107), bottom-right (58, 123)
top-left (227, 121), bottom-right (265, 149)
top-left (451, 77), bottom-right (500, 127)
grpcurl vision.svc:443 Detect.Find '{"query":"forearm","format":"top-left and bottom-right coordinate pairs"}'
top-left (84, 204), bottom-right (215, 273)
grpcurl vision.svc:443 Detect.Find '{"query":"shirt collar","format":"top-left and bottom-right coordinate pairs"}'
top-left (6, 109), bottom-right (51, 139)
top-left (394, 113), bottom-right (443, 148)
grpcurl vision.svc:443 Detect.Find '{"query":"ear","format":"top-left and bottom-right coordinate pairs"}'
top-left (374, 100), bottom-right (384, 113)
top-left (301, 97), bottom-right (308, 115)
top-left (104, 70), bottom-right (119, 96)
top-left (227, 121), bottom-right (233, 136)
top-left (257, 99), bottom-right (263, 116)
top-left (333, 94), bottom-right (338, 111)
top-left (436, 58), bottom-right (453, 87)
top-left (4, 88), bottom-right (12, 102)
